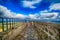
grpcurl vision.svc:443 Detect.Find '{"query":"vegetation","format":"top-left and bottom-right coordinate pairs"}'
top-left (0, 22), bottom-right (24, 32)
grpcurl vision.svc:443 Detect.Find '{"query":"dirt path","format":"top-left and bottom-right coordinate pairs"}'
top-left (2, 23), bottom-right (27, 40)
top-left (20, 26), bottom-right (39, 40)
top-left (14, 22), bottom-right (39, 40)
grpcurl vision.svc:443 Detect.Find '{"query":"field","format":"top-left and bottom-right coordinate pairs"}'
top-left (0, 22), bottom-right (25, 32)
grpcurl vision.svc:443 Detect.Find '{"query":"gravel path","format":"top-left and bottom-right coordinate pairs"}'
top-left (15, 23), bottom-right (39, 40)
top-left (20, 26), bottom-right (39, 40)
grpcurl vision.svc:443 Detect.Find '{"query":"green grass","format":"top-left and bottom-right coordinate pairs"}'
top-left (0, 22), bottom-right (11, 32)
top-left (0, 23), bottom-right (2, 32)
top-left (0, 22), bottom-right (24, 32)
top-left (0, 23), bottom-right (2, 29)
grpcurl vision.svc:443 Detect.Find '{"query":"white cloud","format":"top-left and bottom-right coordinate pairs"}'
top-left (40, 12), bottom-right (58, 19)
top-left (0, 5), bottom-right (26, 19)
top-left (0, 5), bottom-right (59, 21)
top-left (27, 12), bottom-right (59, 20)
top-left (28, 14), bottom-right (40, 20)
top-left (0, 5), bottom-right (13, 18)
top-left (49, 3), bottom-right (60, 11)
top-left (22, 0), bottom-right (42, 8)
top-left (15, 14), bottom-right (26, 19)
top-left (40, 10), bottom-right (48, 12)
top-left (0, 5), bottom-right (40, 20)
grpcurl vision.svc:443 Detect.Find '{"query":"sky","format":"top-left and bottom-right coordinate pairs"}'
top-left (0, 0), bottom-right (60, 23)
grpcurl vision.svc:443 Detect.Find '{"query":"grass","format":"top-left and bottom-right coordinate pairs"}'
top-left (0, 22), bottom-right (11, 32)
top-left (0, 22), bottom-right (24, 32)
top-left (0, 23), bottom-right (2, 32)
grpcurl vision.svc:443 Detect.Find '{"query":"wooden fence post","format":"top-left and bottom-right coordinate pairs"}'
top-left (2, 18), bottom-right (4, 32)
top-left (6, 18), bottom-right (8, 31)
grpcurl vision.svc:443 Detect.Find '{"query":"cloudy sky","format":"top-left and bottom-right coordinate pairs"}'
top-left (0, 0), bottom-right (60, 23)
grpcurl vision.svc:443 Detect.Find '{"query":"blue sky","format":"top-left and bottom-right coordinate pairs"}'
top-left (0, 0), bottom-right (60, 23)
top-left (0, 0), bottom-right (50, 14)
